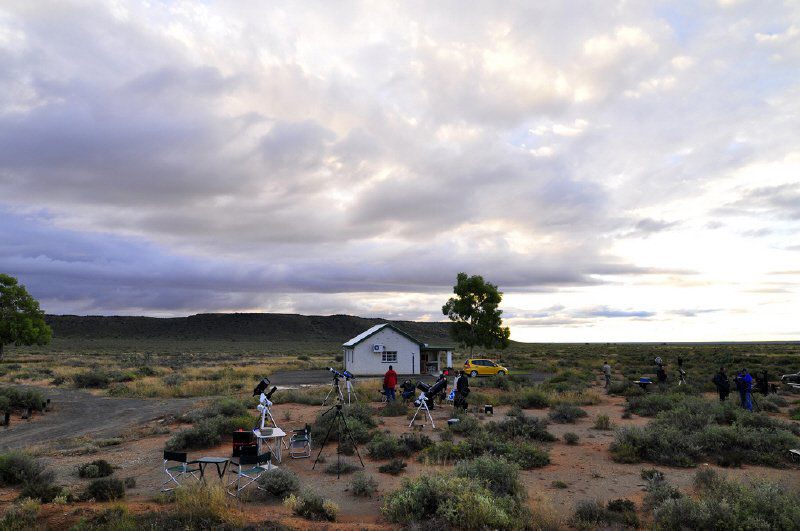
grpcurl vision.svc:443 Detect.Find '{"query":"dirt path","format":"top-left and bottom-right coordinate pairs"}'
top-left (0, 386), bottom-right (195, 451)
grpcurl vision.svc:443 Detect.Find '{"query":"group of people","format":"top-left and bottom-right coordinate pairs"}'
top-left (382, 365), bottom-right (470, 410)
top-left (713, 367), bottom-right (770, 411)
top-left (600, 358), bottom-right (771, 412)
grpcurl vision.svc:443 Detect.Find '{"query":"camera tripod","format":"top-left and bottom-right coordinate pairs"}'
top-left (408, 396), bottom-right (436, 429)
top-left (312, 402), bottom-right (365, 478)
top-left (344, 378), bottom-right (359, 405)
top-left (321, 376), bottom-right (346, 407)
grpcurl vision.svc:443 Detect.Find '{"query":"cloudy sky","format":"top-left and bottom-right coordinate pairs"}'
top-left (1, 1), bottom-right (799, 341)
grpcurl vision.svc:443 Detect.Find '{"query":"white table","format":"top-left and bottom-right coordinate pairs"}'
top-left (253, 428), bottom-right (286, 463)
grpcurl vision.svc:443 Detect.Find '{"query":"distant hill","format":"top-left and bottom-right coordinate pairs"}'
top-left (45, 313), bottom-right (455, 345)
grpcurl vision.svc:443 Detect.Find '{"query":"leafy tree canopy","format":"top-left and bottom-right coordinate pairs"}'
top-left (442, 272), bottom-right (510, 354)
top-left (0, 274), bottom-right (52, 359)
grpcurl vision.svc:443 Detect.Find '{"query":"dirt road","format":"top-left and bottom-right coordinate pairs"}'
top-left (269, 369), bottom-right (551, 386)
top-left (0, 386), bottom-right (195, 451)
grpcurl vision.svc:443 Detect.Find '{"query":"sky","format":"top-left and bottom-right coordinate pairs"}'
top-left (1, 1), bottom-right (798, 342)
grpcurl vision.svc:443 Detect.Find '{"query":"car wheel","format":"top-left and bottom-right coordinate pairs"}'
top-left (470, 370), bottom-right (478, 378)
top-left (497, 370), bottom-right (506, 376)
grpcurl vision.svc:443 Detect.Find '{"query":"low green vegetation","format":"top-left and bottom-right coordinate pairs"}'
top-left (383, 455), bottom-right (531, 530)
top-left (78, 459), bottom-right (114, 479)
top-left (350, 472), bottom-right (378, 497)
top-left (284, 488), bottom-right (338, 521)
top-left (85, 477), bottom-right (125, 501)
top-left (651, 470), bottom-right (800, 530)
top-left (571, 498), bottom-right (639, 529)
top-left (378, 458), bottom-right (407, 475)
top-left (612, 394), bottom-right (800, 467)
top-left (166, 398), bottom-right (258, 450)
top-left (256, 468), bottom-right (299, 499)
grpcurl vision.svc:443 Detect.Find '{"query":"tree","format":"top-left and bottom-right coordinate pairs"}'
top-left (442, 272), bottom-right (510, 355)
top-left (0, 274), bottom-right (52, 361)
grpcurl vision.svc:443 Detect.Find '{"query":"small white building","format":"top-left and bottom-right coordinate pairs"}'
top-left (342, 323), bottom-right (454, 376)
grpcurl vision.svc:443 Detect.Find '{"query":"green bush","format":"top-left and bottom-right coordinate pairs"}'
top-left (399, 432), bottom-right (433, 453)
top-left (367, 433), bottom-right (408, 460)
top-left (382, 474), bottom-right (527, 530)
top-left (0, 388), bottom-right (45, 411)
top-left (350, 472), bottom-right (378, 497)
top-left (257, 468), bottom-right (299, 499)
top-left (284, 488), bottom-right (338, 521)
top-left (487, 412), bottom-right (556, 442)
top-left (311, 404), bottom-right (375, 444)
top-left (610, 397), bottom-right (800, 467)
top-left (653, 473), bottom-right (800, 530)
top-left (378, 458), bottom-right (407, 475)
top-left (454, 455), bottom-right (525, 500)
top-left (505, 442), bottom-right (550, 469)
top-left (448, 412), bottom-right (480, 434)
top-left (548, 403), bottom-right (588, 424)
top-left (564, 432), bottom-right (579, 445)
top-left (78, 460), bottom-right (114, 479)
top-left (73, 372), bottom-right (111, 389)
top-left (0, 453), bottom-right (48, 486)
top-left (165, 414), bottom-right (256, 450)
top-left (18, 481), bottom-right (64, 503)
top-left (511, 387), bottom-right (550, 408)
top-left (86, 477), bottom-right (125, 501)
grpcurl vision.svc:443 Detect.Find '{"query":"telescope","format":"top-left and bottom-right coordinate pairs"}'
top-left (342, 370), bottom-right (356, 380)
top-left (414, 378), bottom-right (446, 407)
top-left (253, 377), bottom-right (271, 396)
top-left (327, 367), bottom-right (345, 379)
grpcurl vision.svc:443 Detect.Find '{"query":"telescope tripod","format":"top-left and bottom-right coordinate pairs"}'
top-left (258, 403), bottom-right (290, 449)
top-left (312, 403), bottom-right (365, 478)
top-left (409, 396), bottom-right (436, 429)
top-left (322, 377), bottom-right (346, 407)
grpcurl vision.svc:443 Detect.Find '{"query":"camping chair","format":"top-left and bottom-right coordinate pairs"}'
top-left (161, 451), bottom-right (201, 491)
top-left (227, 451), bottom-right (274, 498)
top-left (790, 449), bottom-right (800, 464)
top-left (289, 424), bottom-right (312, 459)
top-left (446, 389), bottom-right (455, 405)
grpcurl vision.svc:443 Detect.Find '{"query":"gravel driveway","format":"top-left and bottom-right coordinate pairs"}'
top-left (0, 386), bottom-right (195, 451)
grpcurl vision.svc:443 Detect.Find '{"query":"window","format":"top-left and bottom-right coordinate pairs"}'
top-left (382, 351), bottom-right (397, 363)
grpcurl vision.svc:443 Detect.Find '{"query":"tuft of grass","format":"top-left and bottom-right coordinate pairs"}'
top-left (563, 432), bottom-right (580, 445)
top-left (324, 461), bottom-right (360, 475)
top-left (593, 414), bottom-right (612, 430)
top-left (173, 483), bottom-right (245, 528)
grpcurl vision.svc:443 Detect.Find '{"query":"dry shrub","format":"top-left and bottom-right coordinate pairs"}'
top-left (174, 483), bottom-right (244, 528)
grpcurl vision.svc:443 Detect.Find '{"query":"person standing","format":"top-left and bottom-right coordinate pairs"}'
top-left (677, 358), bottom-right (687, 386)
top-left (454, 370), bottom-right (470, 410)
top-left (383, 365), bottom-right (397, 402)
top-left (740, 368), bottom-right (753, 411)
top-left (712, 366), bottom-right (730, 402)
top-left (602, 361), bottom-right (612, 389)
top-left (656, 360), bottom-right (667, 390)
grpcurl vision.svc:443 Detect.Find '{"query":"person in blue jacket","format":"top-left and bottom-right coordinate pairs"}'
top-left (736, 368), bottom-right (753, 411)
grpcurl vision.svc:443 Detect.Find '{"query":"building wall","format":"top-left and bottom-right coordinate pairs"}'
top-left (345, 327), bottom-right (420, 375)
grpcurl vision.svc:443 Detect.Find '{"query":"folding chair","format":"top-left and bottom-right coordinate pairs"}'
top-left (790, 449), bottom-right (800, 464)
top-left (289, 424), bottom-right (312, 459)
top-left (161, 451), bottom-right (201, 491)
top-left (227, 451), bottom-right (274, 498)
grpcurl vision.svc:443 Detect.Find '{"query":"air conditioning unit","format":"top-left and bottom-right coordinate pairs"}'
top-left (373, 344), bottom-right (385, 353)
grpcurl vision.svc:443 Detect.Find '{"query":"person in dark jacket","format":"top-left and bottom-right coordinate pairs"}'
top-left (735, 368), bottom-right (753, 411)
top-left (712, 366), bottom-right (730, 402)
top-left (454, 370), bottom-right (470, 410)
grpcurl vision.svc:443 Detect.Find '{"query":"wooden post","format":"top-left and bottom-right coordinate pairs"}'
top-left (2, 411), bottom-right (9, 427)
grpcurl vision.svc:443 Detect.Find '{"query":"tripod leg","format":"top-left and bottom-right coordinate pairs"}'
top-left (322, 385), bottom-right (334, 407)
top-left (409, 402), bottom-right (422, 428)
top-left (424, 402), bottom-right (435, 429)
top-left (312, 411), bottom-right (338, 470)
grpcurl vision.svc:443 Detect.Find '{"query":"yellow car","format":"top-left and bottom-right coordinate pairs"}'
top-left (463, 359), bottom-right (508, 377)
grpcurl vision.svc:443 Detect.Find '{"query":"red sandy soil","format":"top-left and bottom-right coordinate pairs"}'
top-left (2, 388), bottom-right (799, 529)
